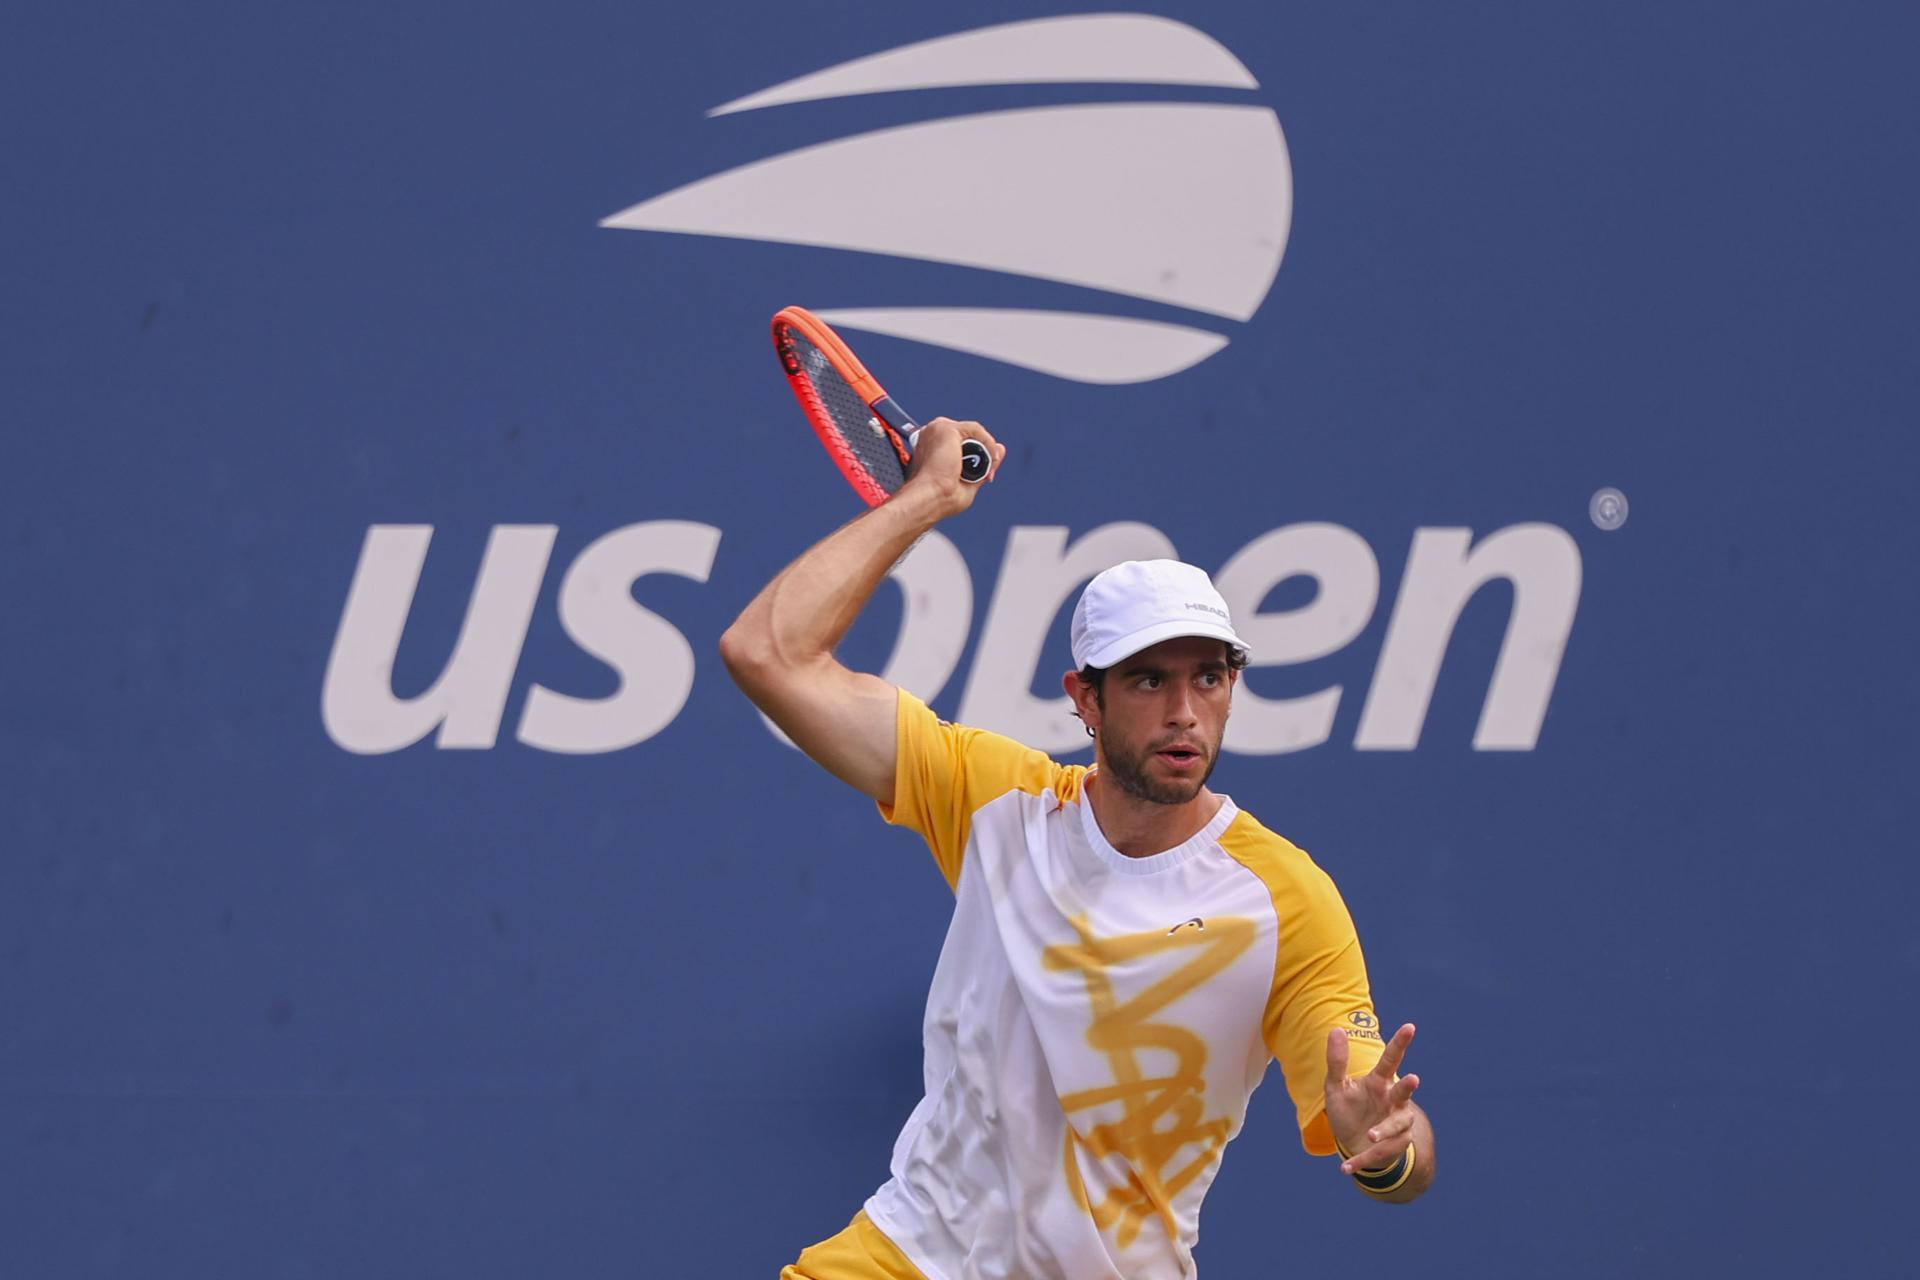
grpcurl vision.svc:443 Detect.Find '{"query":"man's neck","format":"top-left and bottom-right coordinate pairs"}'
top-left (1084, 771), bottom-right (1224, 859)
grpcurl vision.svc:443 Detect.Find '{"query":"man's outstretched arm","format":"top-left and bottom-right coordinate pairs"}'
top-left (718, 418), bottom-right (1003, 806)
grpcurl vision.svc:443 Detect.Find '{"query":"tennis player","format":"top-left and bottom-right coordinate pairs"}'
top-left (721, 419), bottom-right (1435, 1279)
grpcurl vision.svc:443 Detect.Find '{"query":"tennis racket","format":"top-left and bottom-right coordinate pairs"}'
top-left (772, 306), bottom-right (991, 508)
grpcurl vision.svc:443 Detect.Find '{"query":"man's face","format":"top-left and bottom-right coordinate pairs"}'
top-left (1078, 636), bottom-right (1236, 806)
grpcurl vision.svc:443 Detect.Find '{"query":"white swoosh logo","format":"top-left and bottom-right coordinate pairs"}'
top-left (601, 17), bottom-right (1291, 383)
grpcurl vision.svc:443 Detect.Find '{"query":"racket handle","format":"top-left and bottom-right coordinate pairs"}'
top-left (900, 414), bottom-right (991, 486)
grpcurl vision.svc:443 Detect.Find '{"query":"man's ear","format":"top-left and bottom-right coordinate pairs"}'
top-left (1062, 671), bottom-right (1096, 730)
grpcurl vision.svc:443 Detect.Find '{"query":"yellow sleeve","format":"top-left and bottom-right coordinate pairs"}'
top-left (1220, 819), bottom-right (1386, 1154)
top-left (875, 689), bottom-right (1067, 890)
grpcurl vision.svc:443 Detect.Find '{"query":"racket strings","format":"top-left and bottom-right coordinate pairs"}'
top-left (785, 331), bottom-right (909, 494)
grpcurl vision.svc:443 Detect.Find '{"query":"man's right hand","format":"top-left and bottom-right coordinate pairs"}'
top-left (902, 418), bottom-right (1006, 518)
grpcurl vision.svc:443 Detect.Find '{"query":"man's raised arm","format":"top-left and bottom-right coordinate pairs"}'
top-left (718, 418), bottom-right (1003, 806)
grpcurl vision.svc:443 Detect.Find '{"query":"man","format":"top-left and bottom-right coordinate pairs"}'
top-left (720, 419), bottom-right (1435, 1280)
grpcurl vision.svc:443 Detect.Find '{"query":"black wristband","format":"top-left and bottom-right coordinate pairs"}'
top-left (1335, 1137), bottom-right (1417, 1195)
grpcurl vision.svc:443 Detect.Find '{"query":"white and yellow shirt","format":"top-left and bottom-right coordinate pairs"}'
top-left (865, 693), bottom-right (1387, 1280)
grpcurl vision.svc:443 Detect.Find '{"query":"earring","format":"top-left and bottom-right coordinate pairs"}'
top-left (1085, 724), bottom-right (1097, 739)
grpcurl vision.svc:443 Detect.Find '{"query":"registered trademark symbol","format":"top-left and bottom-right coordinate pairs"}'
top-left (1589, 487), bottom-right (1629, 531)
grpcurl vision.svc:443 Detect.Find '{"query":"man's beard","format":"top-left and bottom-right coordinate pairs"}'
top-left (1100, 727), bottom-right (1218, 806)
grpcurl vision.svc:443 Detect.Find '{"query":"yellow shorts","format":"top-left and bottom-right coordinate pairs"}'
top-left (781, 1210), bottom-right (927, 1280)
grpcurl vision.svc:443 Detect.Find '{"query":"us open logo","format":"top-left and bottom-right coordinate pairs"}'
top-left (600, 13), bottom-right (1290, 385)
top-left (323, 17), bottom-right (1587, 759)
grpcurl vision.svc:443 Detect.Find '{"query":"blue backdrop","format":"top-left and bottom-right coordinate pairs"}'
top-left (4, 2), bottom-right (1917, 1275)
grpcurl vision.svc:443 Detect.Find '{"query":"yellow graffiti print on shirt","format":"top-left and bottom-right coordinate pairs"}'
top-left (1042, 914), bottom-right (1255, 1249)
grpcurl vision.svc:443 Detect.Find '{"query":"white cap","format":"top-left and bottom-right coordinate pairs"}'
top-left (1070, 560), bottom-right (1250, 670)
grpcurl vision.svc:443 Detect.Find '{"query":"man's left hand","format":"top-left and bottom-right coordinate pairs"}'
top-left (1324, 1022), bottom-right (1421, 1173)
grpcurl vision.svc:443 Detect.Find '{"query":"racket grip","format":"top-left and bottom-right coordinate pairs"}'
top-left (959, 440), bottom-right (991, 484)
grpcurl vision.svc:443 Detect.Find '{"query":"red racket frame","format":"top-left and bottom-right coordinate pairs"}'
top-left (772, 306), bottom-right (912, 508)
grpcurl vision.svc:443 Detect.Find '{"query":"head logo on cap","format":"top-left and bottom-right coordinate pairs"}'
top-left (1071, 561), bottom-right (1250, 670)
